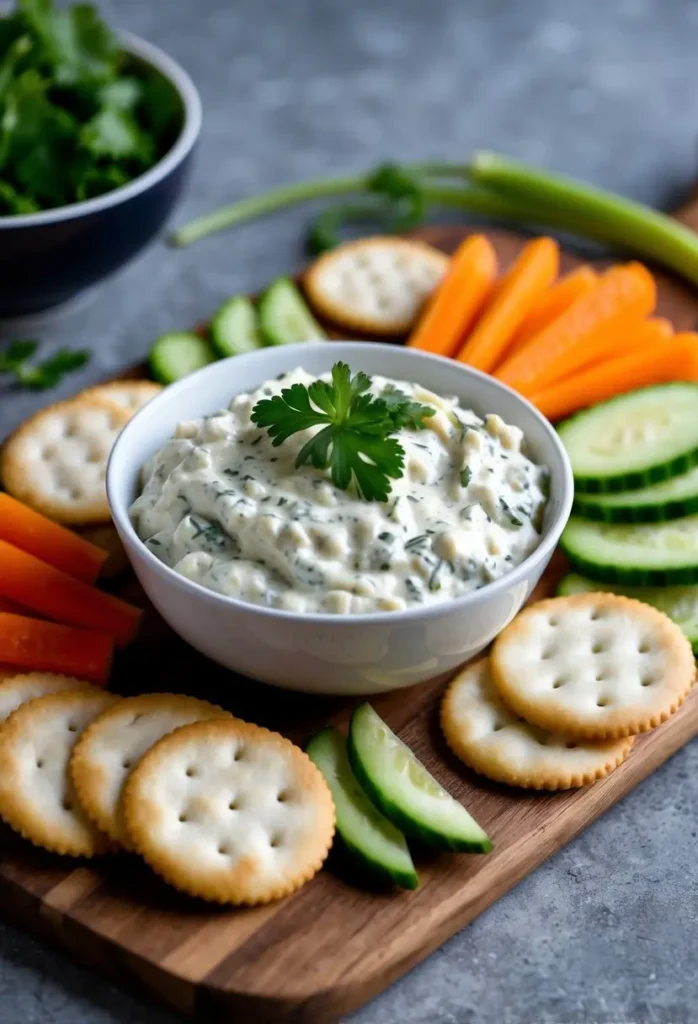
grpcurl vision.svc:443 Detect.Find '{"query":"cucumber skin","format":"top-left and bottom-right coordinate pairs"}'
top-left (573, 491), bottom-right (698, 524)
top-left (560, 537), bottom-right (698, 587)
top-left (306, 729), bottom-right (418, 891)
top-left (347, 711), bottom-right (493, 855)
top-left (571, 450), bottom-right (698, 496)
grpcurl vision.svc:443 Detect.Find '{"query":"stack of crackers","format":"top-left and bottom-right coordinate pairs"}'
top-left (442, 593), bottom-right (696, 790)
top-left (0, 676), bottom-right (334, 905)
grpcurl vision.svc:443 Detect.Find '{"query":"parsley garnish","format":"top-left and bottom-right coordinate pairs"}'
top-left (0, 340), bottom-right (89, 390)
top-left (251, 362), bottom-right (435, 502)
top-left (460, 466), bottom-right (472, 488)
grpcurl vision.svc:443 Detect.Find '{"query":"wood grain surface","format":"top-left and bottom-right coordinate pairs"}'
top-left (2, 194), bottom-right (698, 1023)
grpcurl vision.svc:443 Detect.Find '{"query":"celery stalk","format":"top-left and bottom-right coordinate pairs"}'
top-left (468, 151), bottom-right (698, 286)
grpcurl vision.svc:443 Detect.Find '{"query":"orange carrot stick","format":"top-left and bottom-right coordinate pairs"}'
top-left (530, 332), bottom-right (698, 421)
top-left (0, 596), bottom-right (29, 616)
top-left (506, 266), bottom-right (598, 355)
top-left (0, 540), bottom-right (142, 646)
top-left (0, 612), bottom-right (112, 684)
top-left (407, 234), bottom-right (497, 357)
top-left (496, 262), bottom-right (656, 395)
top-left (456, 237), bottom-right (559, 372)
top-left (0, 494), bottom-right (107, 584)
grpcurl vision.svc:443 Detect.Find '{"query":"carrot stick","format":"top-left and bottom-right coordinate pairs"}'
top-left (496, 262), bottom-right (656, 395)
top-left (0, 494), bottom-right (107, 584)
top-left (0, 540), bottom-right (142, 646)
top-left (456, 237), bottom-right (559, 372)
top-left (530, 332), bottom-right (698, 421)
top-left (0, 613), bottom-right (112, 684)
top-left (506, 266), bottom-right (598, 355)
top-left (407, 234), bottom-right (497, 357)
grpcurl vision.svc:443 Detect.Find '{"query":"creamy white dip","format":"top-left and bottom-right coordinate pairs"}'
top-left (130, 368), bottom-right (549, 615)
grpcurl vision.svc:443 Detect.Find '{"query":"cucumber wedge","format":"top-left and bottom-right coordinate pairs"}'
top-left (347, 704), bottom-right (493, 854)
top-left (561, 514), bottom-right (698, 585)
top-left (557, 573), bottom-right (698, 653)
top-left (258, 277), bottom-right (326, 346)
top-left (149, 332), bottom-right (216, 384)
top-left (558, 384), bottom-right (698, 493)
top-left (573, 464), bottom-right (698, 523)
top-left (210, 296), bottom-right (263, 357)
top-left (306, 727), bottom-right (418, 890)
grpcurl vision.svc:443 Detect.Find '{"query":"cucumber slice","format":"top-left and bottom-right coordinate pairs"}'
top-left (258, 277), bottom-right (326, 346)
top-left (573, 464), bottom-right (698, 523)
top-left (210, 296), bottom-right (263, 357)
top-left (558, 384), bottom-right (698, 493)
top-left (561, 514), bottom-right (698, 585)
top-left (149, 332), bottom-right (216, 385)
top-left (306, 727), bottom-right (418, 890)
top-left (347, 703), bottom-right (493, 854)
top-left (557, 573), bottom-right (698, 653)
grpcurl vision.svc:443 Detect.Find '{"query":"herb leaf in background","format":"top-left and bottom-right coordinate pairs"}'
top-left (0, 0), bottom-right (180, 215)
top-left (251, 362), bottom-right (434, 502)
top-left (0, 340), bottom-right (89, 389)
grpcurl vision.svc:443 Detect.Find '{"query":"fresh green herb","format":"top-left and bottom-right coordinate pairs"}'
top-left (378, 531), bottom-right (394, 544)
top-left (404, 533), bottom-right (429, 551)
top-left (380, 385), bottom-right (435, 430)
top-left (429, 559), bottom-right (444, 592)
top-left (251, 362), bottom-right (435, 502)
top-left (0, 340), bottom-right (89, 389)
top-left (499, 499), bottom-right (523, 528)
top-left (0, 0), bottom-right (181, 214)
top-left (460, 466), bottom-right (472, 488)
top-left (190, 516), bottom-right (228, 547)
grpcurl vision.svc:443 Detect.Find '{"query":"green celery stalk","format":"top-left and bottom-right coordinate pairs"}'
top-left (468, 151), bottom-right (698, 286)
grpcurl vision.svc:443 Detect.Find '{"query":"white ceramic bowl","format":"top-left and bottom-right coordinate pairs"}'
top-left (107, 342), bottom-right (573, 695)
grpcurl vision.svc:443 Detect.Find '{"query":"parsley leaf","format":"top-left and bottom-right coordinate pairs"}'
top-left (380, 384), bottom-right (435, 430)
top-left (251, 362), bottom-right (434, 502)
top-left (0, 340), bottom-right (89, 390)
top-left (460, 466), bottom-right (472, 488)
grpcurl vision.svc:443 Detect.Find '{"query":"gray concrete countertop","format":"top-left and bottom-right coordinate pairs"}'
top-left (1, 0), bottom-right (697, 1021)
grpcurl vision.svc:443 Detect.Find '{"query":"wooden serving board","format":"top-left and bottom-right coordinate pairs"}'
top-left (3, 196), bottom-right (698, 1023)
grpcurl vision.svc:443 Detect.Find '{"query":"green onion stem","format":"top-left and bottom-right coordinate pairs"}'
top-left (170, 163), bottom-right (468, 247)
top-left (468, 151), bottom-right (698, 286)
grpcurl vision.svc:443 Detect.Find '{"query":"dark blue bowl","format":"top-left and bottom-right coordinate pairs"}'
top-left (0, 33), bottom-right (202, 323)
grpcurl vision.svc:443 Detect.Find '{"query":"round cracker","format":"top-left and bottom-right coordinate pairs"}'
top-left (0, 397), bottom-right (130, 525)
top-left (0, 672), bottom-right (93, 726)
top-left (491, 594), bottom-right (695, 740)
top-left (71, 693), bottom-right (230, 846)
top-left (304, 236), bottom-right (448, 335)
top-left (80, 380), bottom-right (162, 415)
top-left (441, 658), bottom-right (634, 789)
top-left (0, 690), bottom-right (118, 856)
top-left (124, 718), bottom-right (335, 905)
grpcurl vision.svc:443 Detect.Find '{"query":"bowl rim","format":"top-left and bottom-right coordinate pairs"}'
top-left (108, 342), bottom-right (574, 627)
top-left (0, 30), bottom-right (202, 229)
